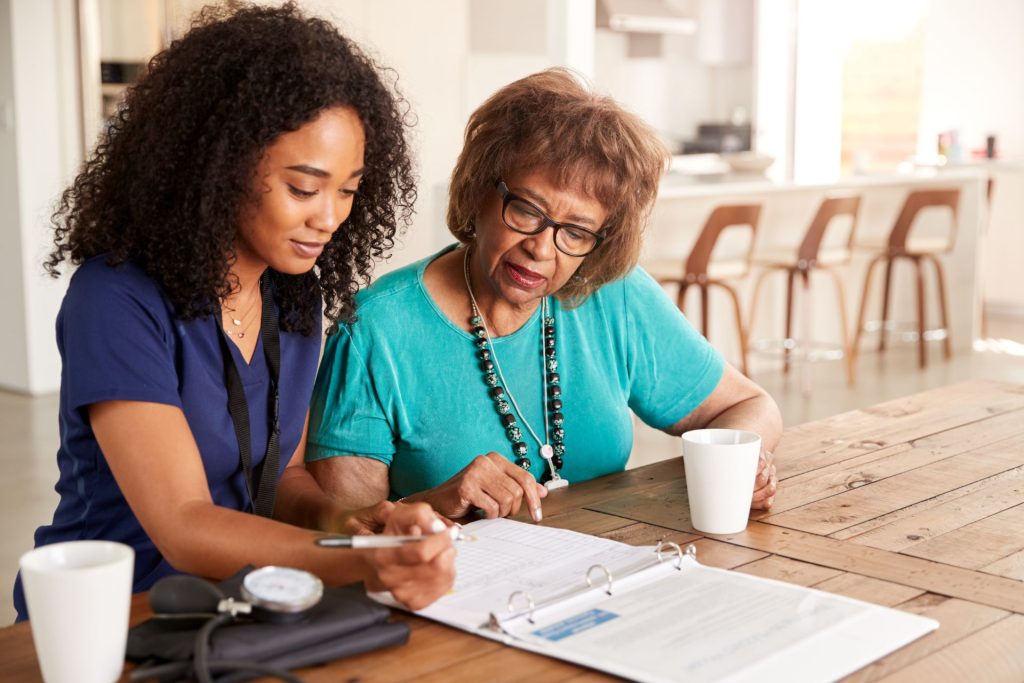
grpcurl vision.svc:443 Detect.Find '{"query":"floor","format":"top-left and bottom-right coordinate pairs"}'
top-left (3, 316), bottom-right (1024, 625)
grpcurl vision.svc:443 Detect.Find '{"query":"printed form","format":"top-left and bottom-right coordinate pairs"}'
top-left (406, 519), bottom-right (938, 683)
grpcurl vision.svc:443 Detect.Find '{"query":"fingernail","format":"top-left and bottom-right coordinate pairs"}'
top-left (430, 518), bottom-right (446, 534)
top-left (533, 507), bottom-right (543, 522)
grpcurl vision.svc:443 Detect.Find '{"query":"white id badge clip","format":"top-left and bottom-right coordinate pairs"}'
top-left (540, 444), bottom-right (569, 490)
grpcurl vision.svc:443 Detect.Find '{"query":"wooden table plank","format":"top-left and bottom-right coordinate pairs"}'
top-left (841, 596), bottom-right (1010, 683)
top-left (811, 573), bottom-right (925, 607)
top-left (418, 644), bottom-right (619, 683)
top-left (982, 549), bottom-right (1024, 580)
top-left (834, 466), bottom-right (1024, 549)
top-left (537, 509), bottom-right (636, 536)
top-left (734, 555), bottom-right (844, 586)
top-left (764, 434), bottom-right (1024, 535)
top-left (309, 620), bottom-right (503, 682)
top-left (775, 381), bottom-right (1024, 477)
top-left (596, 521), bottom-right (700, 549)
top-left (773, 407), bottom-right (1024, 514)
top-left (687, 538), bottom-right (771, 569)
top-left (521, 459), bottom-right (684, 519)
top-left (710, 523), bottom-right (1024, 613)
top-left (899, 503), bottom-right (1024, 569)
top-left (874, 614), bottom-right (1024, 683)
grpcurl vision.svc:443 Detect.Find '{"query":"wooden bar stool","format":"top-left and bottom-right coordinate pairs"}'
top-left (747, 195), bottom-right (861, 387)
top-left (851, 188), bottom-right (960, 371)
top-left (648, 204), bottom-right (761, 375)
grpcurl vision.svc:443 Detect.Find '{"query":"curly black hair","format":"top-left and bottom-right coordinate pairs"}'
top-left (45, 2), bottom-right (416, 335)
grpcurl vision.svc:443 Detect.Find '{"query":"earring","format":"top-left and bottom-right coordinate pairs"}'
top-left (464, 222), bottom-right (476, 239)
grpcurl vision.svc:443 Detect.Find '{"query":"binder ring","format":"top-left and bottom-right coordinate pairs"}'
top-left (507, 590), bottom-right (536, 623)
top-left (586, 564), bottom-right (614, 595)
top-left (655, 541), bottom-right (685, 570)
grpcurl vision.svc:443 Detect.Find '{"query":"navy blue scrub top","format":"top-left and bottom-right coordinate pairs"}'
top-left (13, 256), bottom-right (321, 621)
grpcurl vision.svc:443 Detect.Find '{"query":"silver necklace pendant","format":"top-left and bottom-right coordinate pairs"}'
top-left (236, 331), bottom-right (246, 339)
top-left (232, 318), bottom-right (242, 326)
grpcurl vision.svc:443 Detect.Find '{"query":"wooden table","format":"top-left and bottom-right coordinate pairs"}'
top-left (3, 380), bottom-right (1024, 682)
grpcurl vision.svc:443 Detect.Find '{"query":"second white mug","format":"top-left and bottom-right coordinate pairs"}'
top-left (682, 428), bottom-right (761, 535)
top-left (20, 540), bottom-right (134, 683)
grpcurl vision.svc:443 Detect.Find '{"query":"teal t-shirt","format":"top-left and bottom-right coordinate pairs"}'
top-left (307, 245), bottom-right (724, 497)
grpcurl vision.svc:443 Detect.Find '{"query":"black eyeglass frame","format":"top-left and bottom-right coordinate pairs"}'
top-left (495, 180), bottom-right (606, 257)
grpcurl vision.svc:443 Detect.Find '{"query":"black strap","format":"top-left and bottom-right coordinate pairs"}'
top-left (217, 276), bottom-right (281, 518)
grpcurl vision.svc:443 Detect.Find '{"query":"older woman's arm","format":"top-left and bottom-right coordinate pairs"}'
top-left (307, 456), bottom-right (392, 510)
top-left (664, 363), bottom-right (783, 510)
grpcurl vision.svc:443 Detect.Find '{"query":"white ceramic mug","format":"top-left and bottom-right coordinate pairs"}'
top-left (682, 429), bottom-right (762, 534)
top-left (20, 541), bottom-right (134, 683)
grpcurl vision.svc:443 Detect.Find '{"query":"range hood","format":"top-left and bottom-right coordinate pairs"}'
top-left (596, 0), bottom-right (697, 35)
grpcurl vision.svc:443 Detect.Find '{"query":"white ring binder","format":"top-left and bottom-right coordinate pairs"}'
top-left (507, 590), bottom-right (536, 623)
top-left (492, 541), bottom-right (702, 631)
top-left (655, 540), bottom-right (689, 570)
top-left (585, 564), bottom-right (614, 595)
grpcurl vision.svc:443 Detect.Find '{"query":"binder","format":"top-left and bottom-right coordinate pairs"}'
top-left (385, 518), bottom-right (938, 683)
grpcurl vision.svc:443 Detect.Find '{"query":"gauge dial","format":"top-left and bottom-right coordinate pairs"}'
top-left (241, 566), bottom-right (323, 613)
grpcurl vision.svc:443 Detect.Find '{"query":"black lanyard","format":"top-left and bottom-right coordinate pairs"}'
top-left (216, 276), bottom-right (281, 518)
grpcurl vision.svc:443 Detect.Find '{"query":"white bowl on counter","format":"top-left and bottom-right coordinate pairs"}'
top-left (721, 152), bottom-right (775, 174)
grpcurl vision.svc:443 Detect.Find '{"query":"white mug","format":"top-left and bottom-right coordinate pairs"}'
top-left (20, 541), bottom-right (134, 683)
top-left (682, 429), bottom-right (761, 534)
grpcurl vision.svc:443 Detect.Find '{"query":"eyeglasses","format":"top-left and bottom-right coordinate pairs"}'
top-left (496, 180), bottom-right (605, 257)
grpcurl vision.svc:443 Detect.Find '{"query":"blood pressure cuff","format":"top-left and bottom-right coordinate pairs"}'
top-left (126, 568), bottom-right (409, 680)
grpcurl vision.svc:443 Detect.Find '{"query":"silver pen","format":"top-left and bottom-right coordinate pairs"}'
top-left (315, 524), bottom-right (467, 549)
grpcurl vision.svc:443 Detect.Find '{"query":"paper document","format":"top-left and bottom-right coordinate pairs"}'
top-left (403, 519), bottom-right (938, 683)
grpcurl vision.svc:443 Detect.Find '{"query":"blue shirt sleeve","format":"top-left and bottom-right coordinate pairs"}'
top-left (306, 323), bottom-right (396, 464)
top-left (59, 261), bottom-right (182, 412)
top-left (623, 267), bottom-right (725, 429)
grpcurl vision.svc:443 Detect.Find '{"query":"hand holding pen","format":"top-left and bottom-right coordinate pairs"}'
top-left (338, 501), bottom-right (456, 610)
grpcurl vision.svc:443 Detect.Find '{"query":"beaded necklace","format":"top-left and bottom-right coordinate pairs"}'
top-left (463, 247), bottom-right (567, 486)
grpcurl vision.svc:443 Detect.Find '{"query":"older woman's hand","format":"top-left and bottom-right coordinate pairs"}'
top-left (417, 453), bottom-right (548, 522)
top-left (750, 449), bottom-right (777, 510)
top-left (362, 502), bottom-right (456, 610)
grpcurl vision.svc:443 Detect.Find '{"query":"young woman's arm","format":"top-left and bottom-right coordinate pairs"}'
top-left (89, 400), bottom-right (454, 610)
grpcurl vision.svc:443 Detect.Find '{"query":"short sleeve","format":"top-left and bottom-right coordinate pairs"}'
top-left (624, 267), bottom-right (725, 429)
top-left (305, 324), bottom-right (396, 464)
top-left (58, 262), bottom-right (182, 412)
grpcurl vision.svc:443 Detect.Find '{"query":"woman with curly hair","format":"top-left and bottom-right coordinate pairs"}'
top-left (12, 3), bottom-right (453, 622)
top-left (307, 69), bottom-right (782, 522)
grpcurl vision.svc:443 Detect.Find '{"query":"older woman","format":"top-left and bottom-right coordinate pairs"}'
top-left (306, 69), bottom-right (782, 522)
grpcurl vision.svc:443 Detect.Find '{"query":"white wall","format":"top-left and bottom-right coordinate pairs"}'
top-left (299, 0), bottom-right (597, 271)
top-left (918, 0), bottom-right (1024, 160)
top-left (0, 0), bottom-right (29, 392)
top-left (1, 0), bottom-right (599, 394)
top-left (0, 0), bottom-right (79, 394)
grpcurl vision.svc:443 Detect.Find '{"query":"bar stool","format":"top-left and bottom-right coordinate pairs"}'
top-left (647, 204), bottom-right (761, 375)
top-left (851, 188), bottom-right (960, 370)
top-left (747, 195), bottom-right (862, 386)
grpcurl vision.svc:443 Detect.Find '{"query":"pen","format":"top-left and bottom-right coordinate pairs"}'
top-left (316, 524), bottom-right (467, 549)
